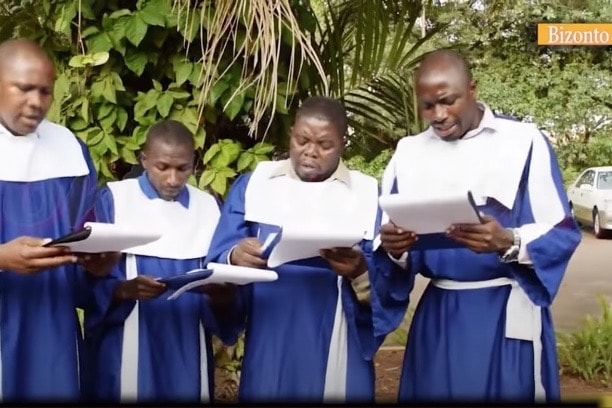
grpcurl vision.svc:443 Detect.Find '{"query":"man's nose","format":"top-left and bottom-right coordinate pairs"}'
top-left (167, 170), bottom-right (181, 186)
top-left (433, 104), bottom-right (448, 122)
top-left (27, 91), bottom-right (44, 109)
top-left (304, 143), bottom-right (318, 157)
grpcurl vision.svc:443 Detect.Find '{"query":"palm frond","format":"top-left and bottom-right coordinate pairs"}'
top-left (172, 0), bottom-right (329, 140)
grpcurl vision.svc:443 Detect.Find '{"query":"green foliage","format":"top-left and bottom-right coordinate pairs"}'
top-left (558, 295), bottom-right (612, 386)
top-left (557, 134), bottom-right (612, 181)
top-left (428, 0), bottom-right (612, 171)
top-left (5, 0), bottom-right (279, 190)
top-left (345, 149), bottom-right (394, 180)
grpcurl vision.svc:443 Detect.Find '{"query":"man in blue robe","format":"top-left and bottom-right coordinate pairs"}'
top-left (374, 49), bottom-right (582, 403)
top-left (0, 38), bottom-right (117, 402)
top-left (82, 120), bottom-right (243, 403)
top-left (206, 96), bottom-right (382, 403)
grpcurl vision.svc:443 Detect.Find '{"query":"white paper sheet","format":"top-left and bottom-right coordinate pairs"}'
top-left (266, 225), bottom-right (366, 268)
top-left (378, 191), bottom-right (482, 234)
top-left (52, 222), bottom-right (162, 253)
top-left (167, 263), bottom-right (278, 300)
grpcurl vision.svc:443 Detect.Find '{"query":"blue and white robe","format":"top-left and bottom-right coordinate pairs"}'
top-left (82, 174), bottom-right (243, 403)
top-left (0, 120), bottom-right (97, 402)
top-left (372, 105), bottom-right (582, 403)
top-left (206, 160), bottom-right (382, 403)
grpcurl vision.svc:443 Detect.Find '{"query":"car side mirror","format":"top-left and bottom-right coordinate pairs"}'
top-left (580, 184), bottom-right (592, 190)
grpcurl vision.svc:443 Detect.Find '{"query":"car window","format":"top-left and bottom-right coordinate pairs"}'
top-left (577, 170), bottom-right (595, 187)
top-left (597, 171), bottom-right (612, 190)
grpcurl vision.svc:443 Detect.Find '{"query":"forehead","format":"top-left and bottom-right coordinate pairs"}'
top-left (0, 55), bottom-right (55, 84)
top-left (292, 115), bottom-right (341, 139)
top-left (146, 141), bottom-right (193, 159)
top-left (417, 73), bottom-right (469, 100)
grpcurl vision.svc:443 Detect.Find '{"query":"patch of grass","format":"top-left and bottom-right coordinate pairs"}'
top-left (558, 295), bottom-right (612, 386)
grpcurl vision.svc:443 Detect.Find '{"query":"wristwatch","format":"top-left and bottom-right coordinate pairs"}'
top-left (499, 228), bottom-right (521, 263)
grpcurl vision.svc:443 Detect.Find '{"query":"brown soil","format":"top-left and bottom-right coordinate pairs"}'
top-left (214, 348), bottom-right (612, 403)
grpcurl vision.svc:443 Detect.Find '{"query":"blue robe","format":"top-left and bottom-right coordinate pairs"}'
top-left (0, 140), bottom-right (98, 402)
top-left (372, 134), bottom-right (582, 402)
top-left (82, 179), bottom-right (243, 403)
top-left (206, 173), bottom-right (382, 403)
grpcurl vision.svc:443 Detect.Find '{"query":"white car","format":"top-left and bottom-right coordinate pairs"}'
top-left (567, 166), bottom-right (612, 238)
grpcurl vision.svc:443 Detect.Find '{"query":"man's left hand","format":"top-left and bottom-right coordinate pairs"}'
top-left (319, 247), bottom-right (367, 281)
top-left (446, 214), bottom-right (514, 254)
top-left (78, 252), bottom-right (121, 277)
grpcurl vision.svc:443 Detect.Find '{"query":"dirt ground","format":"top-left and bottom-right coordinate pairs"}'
top-left (214, 348), bottom-right (612, 403)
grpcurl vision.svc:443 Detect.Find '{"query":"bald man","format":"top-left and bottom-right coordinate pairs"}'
top-left (0, 38), bottom-right (116, 402)
top-left (372, 49), bottom-right (581, 403)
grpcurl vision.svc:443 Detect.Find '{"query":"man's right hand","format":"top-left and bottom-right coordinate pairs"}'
top-left (229, 238), bottom-right (267, 268)
top-left (0, 236), bottom-right (78, 275)
top-left (114, 276), bottom-right (166, 301)
top-left (380, 222), bottom-right (418, 259)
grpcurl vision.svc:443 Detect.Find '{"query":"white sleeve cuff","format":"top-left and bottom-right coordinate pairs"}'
top-left (388, 251), bottom-right (408, 269)
top-left (516, 224), bottom-right (553, 266)
top-left (226, 246), bottom-right (237, 265)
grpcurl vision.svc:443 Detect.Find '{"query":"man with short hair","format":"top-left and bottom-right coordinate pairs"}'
top-left (374, 49), bottom-right (581, 403)
top-left (207, 96), bottom-right (382, 403)
top-left (82, 119), bottom-right (242, 403)
top-left (0, 38), bottom-right (116, 402)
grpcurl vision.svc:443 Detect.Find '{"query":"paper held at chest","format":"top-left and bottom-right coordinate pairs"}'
top-left (378, 191), bottom-right (482, 234)
top-left (166, 263), bottom-right (278, 300)
top-left (264, 224), bottom-right (366, 268)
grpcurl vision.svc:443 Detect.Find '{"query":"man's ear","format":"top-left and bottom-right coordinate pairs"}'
top-left (139, 151), bottom-right (147, 167)
top-left (469, 79), bottom-right (477, 99)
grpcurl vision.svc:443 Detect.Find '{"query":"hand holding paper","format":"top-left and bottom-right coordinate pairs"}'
top-left (446, 213), bottom-right (515, 254)
top-left (230, 238), bottom-right (267, 268)
top-left (114, 275), bottom-right (167, 301)
top-left (319, 247), bottom-right (367, 280)
top-left (378, 222), bottom-right (418, 259)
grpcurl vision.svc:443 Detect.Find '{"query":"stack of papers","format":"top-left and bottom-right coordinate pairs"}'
top-left (260, 225), bottom-right (366, 268)
top-left (378, 191), bottom-right (483, 250)
top-left (44, 222), bottom-right (162, 253)
top-left (161, 263), bottom-right (278, 300)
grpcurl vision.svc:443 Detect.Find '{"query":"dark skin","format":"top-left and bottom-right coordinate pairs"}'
top-left (0, 40), bottom-right (116, 277)
top-left (231, 115), bottom-right (367, 281)
top-left (380, 54), bottom-right (514, 257)
top-left (113, 138), bottom-right (238, 306)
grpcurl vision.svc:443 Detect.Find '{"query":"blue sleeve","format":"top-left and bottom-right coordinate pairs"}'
top-left (206, 173), bottom-right (255, 264)
top-left (369, 179), bottom-right (420, 340)
top-left (509, 134), bottom-right (582, 306)
top-left (72, 140), bottom-right (102, 309)
top-left (204, 174), bottom-right (255, 342)
top-left (83, 186), bottom-right (136, 330)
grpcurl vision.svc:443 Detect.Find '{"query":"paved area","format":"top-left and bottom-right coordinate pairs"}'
top-left (406, 230), bottom-right (611, 333)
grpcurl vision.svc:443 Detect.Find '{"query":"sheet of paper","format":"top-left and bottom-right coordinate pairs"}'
top-left (266, 225), bottom-right (366, 268)
top-left (167, 263), bottom-right (278, 300)
top-left (56, 222), bottom-right (162, 253)
top-left (378, 191), bottom-right (482, 235)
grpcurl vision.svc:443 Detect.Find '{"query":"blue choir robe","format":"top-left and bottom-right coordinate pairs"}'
top-left (82, 174), bottom-right (243, 403)
top-left (206, 159), bottom-right (383, 403)
top-left (371, 105), bottom-right (582, 403)
top-left (0, 120), bottom-right (98, 402)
